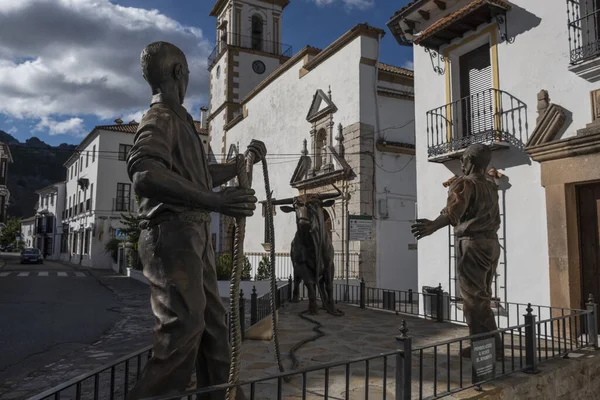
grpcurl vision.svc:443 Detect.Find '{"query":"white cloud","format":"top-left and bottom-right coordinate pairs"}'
top-left (402, 60), bottom-right (414, 70)
top-left (34, 117), bottom-right (86, 136)
top-left (7, 127), bottom-right (17, 134)
top-left (0, 0), bottom-right (212, 136)
top-left (311, 0), bottom-right (374, 10)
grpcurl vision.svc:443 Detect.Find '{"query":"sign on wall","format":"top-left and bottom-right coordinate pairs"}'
top-left (115, 229), bottom-right (127, 241)
top-left (349, 215), bottom-right (373, 241)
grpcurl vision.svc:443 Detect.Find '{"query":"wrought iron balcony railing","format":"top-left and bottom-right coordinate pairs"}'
top-left (207, 33), bottom-right (293, 69)
top-left (567, 0), bottom-right (600, 64)
top-left (426, 88), bottom-right (528, 160)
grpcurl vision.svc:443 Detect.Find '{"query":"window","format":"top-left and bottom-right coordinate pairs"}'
top-left (70, 166), bottom-right (73, 180)
top-left (50, 194), bottom-right (54, 206)
top-left (115, 183), bottom-right (131, 211)
top-left (568, 0), bottom-right (600, 64)
top-left (92, 145), bottom-right (96, 162)
top-left (75, 161), bottom-right (78, 175)
top-left (118, 144), bottom-right (132, 161)
top-left (84, 229), bottom-right (90, 255)
top-left (86, 151), bottom-right (89, 167)
top-left (251, 14), bottom-right (263, 51)
top-left (80, 157), bottom-right (83, 172)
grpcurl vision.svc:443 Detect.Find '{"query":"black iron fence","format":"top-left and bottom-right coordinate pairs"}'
top-left (425, 88), bottom-right (528, 159)
top-left (30, 281), bottom-right (599, 400)
top-left (208, 33), bottom-right (293, 69)
top-left (567, 0), bottom-right (600, 64)
top-left (215, 251), bottom-right (360, 281)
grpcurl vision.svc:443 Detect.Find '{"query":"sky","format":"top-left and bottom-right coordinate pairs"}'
top-left (0, 0), bottom-right (414, 146)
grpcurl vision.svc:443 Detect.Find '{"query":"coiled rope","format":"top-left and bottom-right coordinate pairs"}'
top-left (226, 153), bottom-right (286, 400)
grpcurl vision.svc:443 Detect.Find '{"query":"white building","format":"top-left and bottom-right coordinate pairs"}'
top-left (33, 181), bottom-right (66, 259)
top-left (20, 216), bottom-right (35, 248)
top-left (207, 0), bottom-right (418, 290)
top-left (61, 118), bottom-right (209, 268)
top-left (388, 0), bottom-right (600, 315)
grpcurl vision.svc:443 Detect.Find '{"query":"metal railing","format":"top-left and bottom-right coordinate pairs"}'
top-left (208, 33), bottom-right (293, 68)
top-left (567, 0), bottom-right (600, 64)
top-left (215, 251), bottom-right (360, 281)
top-left (31, 282), bottom-right (598, 400)
top-left (426, 88), bottom-right (528, 158)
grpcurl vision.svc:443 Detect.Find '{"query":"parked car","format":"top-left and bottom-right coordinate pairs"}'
top-left (20, 248), bottom-right (43, 264)
top-left (5, 245), bottom-right (14, 252)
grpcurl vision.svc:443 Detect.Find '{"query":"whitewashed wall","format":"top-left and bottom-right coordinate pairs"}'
top-left (236, 52), bottom-right (282, 102)
top-left (20, 220), bottom-right (35, 248)
top-left (226, 36), bottom-right (365, 255)
top-left (412, 0), bottom-right (597, 306)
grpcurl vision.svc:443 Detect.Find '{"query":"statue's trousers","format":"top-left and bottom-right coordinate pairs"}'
top-left (456, 235), bottom-right (503, 351)
top-left (126, 217), bottom-right (245, 400)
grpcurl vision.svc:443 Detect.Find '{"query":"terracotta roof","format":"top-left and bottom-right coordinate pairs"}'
top-left (378, 62), bottom-right (414, 77)
top-left (414, 0), bottom-right (512, 45)
top-left (96, 121), bottom-right (207, 134)
top-left (391, 0), bottom-right (427, 18)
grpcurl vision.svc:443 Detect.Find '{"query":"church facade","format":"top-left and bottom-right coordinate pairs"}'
top-left (207, 0), bottom-right (418, 290)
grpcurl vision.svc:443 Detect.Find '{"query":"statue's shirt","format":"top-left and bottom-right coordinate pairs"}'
top-left (127, 94), bottom-right (212, 219)
top-left (440, 173), bottom-right (500, 238)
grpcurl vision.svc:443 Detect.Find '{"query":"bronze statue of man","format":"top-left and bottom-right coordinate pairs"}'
top-left (411, 143), bottom-right (502, 358)
top-left (125, 41), bottom-right (265, 399)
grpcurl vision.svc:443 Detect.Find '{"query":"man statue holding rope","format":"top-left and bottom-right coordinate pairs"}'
top-left (125, 41), bottom-right (265, 400)
top-left (411, 143), bottom-right (503, 359)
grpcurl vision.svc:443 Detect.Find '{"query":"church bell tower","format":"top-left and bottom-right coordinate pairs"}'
top-left (207, 0), bottom-right (291, 157)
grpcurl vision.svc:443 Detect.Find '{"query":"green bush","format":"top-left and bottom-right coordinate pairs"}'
top-left (257, 256), bottom-right (272, 281)
top-left (104, 238), bottom-right (120, 263)
top-left (216, 253), bottom-right (251, 281)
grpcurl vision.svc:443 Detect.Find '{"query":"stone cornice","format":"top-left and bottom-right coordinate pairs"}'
top-left (525, 128), bottom-right (600, 162)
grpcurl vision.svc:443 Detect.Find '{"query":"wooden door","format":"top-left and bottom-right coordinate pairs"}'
top-left (577, 182), bottom-right (600, 330)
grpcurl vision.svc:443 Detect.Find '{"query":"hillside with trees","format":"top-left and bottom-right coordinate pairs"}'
top-left (0, 130), bottom-right (76, 219)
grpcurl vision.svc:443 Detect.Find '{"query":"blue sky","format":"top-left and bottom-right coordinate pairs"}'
top-left (0, 0), bottom-right (413, 146)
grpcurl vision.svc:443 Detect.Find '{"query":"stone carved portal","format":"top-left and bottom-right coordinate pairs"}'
top-left (306, 88), bottom-right (337, 177)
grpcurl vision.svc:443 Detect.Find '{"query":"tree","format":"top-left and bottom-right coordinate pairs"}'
top-left (216, 253), bottom-right (252, 281)
top-left (256, 256), bottom-right (272, 281)
top-left (1, 217), bottom-right (21, 247)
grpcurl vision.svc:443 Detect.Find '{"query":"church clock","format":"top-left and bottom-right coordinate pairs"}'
top-left (252, 60), bottom-right (266, 74)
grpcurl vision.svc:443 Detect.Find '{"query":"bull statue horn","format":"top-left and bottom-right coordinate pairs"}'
top-left (271, 197), bottom-right (295, 205)
top-left (316, 184), bottom-right (343, 201)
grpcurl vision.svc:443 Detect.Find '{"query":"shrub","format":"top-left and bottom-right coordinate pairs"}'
top-left (104, 238), bottom-right (120, 263)
top-left (216, 253), bottom-right (251, 281)
top-left (257, 256), bottom-right (272, 281)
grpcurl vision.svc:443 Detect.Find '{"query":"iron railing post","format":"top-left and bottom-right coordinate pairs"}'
top-left (408, 289), bottom-right (413, 304)
top-left (239, 289), bottom-right (245, 340)
top-left (436, 283), bottom-right (444, 323)
top-left (360, 277), bottom-right (366, 309)
top-left (288, 275), bottom-right (293, 301)
top-left (524, 303), bottom-right (538, 373)
top-left (395, 320), bottom-right (412, 400)
top-left (587, 294), bottom-right (598, 348)
top-left (250, 286), bottom-right (257, 326)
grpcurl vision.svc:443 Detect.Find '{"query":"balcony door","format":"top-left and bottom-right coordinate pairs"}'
top-left (458, 43), bottom-right (494, 139)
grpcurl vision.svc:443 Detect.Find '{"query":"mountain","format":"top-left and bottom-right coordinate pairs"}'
top-left (0, 130), bottom-right (77, 219)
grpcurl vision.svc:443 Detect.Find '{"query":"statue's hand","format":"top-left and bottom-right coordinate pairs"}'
top-left (246, 140), bottom-right (267, 164)
top-left (217, 187), bottom-right (257, 218)
top-left (411, 218), bottom-right (436, 240)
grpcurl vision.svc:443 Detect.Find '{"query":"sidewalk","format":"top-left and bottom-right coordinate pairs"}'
top-left (0, 263), bottom-right (154, 400)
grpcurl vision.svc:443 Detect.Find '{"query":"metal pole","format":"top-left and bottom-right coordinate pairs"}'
top-left (345, 209), bottom-right (350, 302)
top-left (395, 320), bottom-right (412, 400)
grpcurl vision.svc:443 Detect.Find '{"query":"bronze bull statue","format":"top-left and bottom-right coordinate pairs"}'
top-left (272, 186), bottom-right (343, 315)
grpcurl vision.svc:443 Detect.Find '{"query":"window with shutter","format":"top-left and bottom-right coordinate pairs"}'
top-left (458, 44), bottom-right (493, 138)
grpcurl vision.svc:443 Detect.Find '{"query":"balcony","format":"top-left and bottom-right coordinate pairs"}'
top-left (426, 88), bottom-right (528, 163)
top-left (567, 0), bottom-right (600, 65)
top-left (207, 34), bottom-right (293, 69)
top-left (113, 198), bottom-right (135, 213)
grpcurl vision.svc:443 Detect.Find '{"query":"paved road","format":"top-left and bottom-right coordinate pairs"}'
top-left (0, 255), bottom-right (138, 398)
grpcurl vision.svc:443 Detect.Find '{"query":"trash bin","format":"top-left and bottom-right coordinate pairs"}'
top-left (423, 286), bottom-right (443, 320)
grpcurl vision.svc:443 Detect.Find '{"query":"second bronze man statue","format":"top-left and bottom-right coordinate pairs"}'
top-left (411, 143), bottom-right (503, 359)
top-left (125, 41), bottom-right (265, 399)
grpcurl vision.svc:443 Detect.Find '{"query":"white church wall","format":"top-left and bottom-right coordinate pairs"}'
top-left (236, 52), bottom-right (283, 102)
top-left (226, 36), bottom-right (365, 255)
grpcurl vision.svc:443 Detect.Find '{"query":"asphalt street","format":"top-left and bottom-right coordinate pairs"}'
top-left (0, 254), bottom-right (122, 386)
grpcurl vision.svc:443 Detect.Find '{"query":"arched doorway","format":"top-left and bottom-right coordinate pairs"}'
top-left (251, 15), bottom-right (263, 51)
